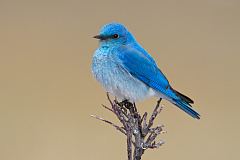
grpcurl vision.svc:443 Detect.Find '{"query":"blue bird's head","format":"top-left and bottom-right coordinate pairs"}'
top-left (93, 22), bottom-right (135, 47)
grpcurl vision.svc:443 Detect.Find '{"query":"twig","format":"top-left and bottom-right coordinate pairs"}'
top-left (127, 128), bottom-right (133, 160)
top-left (90, 115), bottom-right (126, 135)
top-left (147, 98), bottom-right (162, 130)
top-left (91, 94), bottom-right (165, 160)
top-left (101, 104), bottom-right (114, 113)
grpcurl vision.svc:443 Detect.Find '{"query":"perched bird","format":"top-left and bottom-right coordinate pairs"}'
top-left (92, 22), bottom-right (200, 119)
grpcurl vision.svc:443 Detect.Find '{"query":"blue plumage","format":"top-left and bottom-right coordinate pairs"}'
top-left (92, 22), bottom-right (200, 119)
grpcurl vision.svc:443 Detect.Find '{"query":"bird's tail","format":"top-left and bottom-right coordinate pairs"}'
top-left (170, 88), bottom-right (200, 119)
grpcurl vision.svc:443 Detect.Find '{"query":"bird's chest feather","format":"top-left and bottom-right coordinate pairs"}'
top-left (92, 48), bottom-right (154, 101)
top-left (92, 48), bottom-right (125, 89)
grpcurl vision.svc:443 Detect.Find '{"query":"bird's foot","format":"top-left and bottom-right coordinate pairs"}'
top-left (119, 99), bottom-right (133, 109)
top-left (119, 100), bottom-right (138, 115)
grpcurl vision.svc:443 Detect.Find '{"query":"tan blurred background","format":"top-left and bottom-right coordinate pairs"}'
top-left (0, 0), bottom-right (240, 160)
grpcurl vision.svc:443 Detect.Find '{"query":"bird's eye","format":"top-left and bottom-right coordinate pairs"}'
top-left (113, 34), bottom-right (119, 39)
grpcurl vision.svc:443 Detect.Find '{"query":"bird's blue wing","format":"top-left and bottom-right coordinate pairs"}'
top-left (115, 46), bottom-right (170, 95)
top-left (114, 45), bottom-right (200, 119)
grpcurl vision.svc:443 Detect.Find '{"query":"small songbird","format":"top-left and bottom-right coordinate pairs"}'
top-left (92, 22), bottom-right (200, 119)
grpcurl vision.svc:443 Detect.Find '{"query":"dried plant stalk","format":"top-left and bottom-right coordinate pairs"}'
top-left (91, 93), bottom-right (165, 160)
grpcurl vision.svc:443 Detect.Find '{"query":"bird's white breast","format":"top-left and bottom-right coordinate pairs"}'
top-left (92, 48), bottom-right (155, 102)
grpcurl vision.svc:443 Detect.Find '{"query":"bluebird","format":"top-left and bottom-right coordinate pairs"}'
top-left (92, 22), bottom-right (200, 119)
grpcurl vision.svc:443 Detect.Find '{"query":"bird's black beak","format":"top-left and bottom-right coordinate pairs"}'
top-left (93, 35), bottom-right (107, 40)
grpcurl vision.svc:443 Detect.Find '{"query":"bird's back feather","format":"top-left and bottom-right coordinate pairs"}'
top-left (114, 45), bottom-right (200, 119)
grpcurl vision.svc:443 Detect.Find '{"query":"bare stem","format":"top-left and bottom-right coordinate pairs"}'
top-left (92, 94), bottom-right (165, 160)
